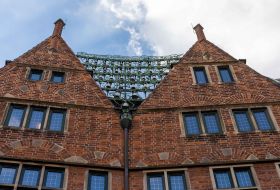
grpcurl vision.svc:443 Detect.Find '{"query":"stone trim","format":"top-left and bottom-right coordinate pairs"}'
top-left (190, 65), bottom-right (212, 85)
top-left (0, 159), bottom-right (68, 190)
top-left (215, 64), bottom-right (238, 84)
top-left (274, 162), bottom-right (280, 179)
top-left (1, 102), bottom-right (69, 133)
top-left (179, 108), bottom-right (225, 137)
top-left (209, 164), bottom-right (260, 190)
top-left (143, 168), bottom-right (190, 190)
top-left (229, 105), bottom-right (279, 134)
top-left (84, 169), bottom-right (112, 190)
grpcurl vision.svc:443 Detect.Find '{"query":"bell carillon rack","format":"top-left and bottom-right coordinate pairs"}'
top-left (77, 52), bottom-right (183, 108)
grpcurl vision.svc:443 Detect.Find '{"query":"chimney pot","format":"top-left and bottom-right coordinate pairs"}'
top-left (5, 60), bottom-right (12, 65)
top-left (193, 24), bottom-right (206, 41)
top-left (53, 19), bottom-right (65, 37)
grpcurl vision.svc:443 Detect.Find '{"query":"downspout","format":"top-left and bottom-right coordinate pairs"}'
top-left (120, 102), bottom-right (132, 190)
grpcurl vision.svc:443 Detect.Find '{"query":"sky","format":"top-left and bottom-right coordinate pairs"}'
top-left (0, 0), bottom-right (279, 79)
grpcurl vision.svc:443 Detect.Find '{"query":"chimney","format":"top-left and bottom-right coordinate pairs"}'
top-left (193, 24), bottom-right (206, 41)
top-left (52, 19), bottom-right (65, 37)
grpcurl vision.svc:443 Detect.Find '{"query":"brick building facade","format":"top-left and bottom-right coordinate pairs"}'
top-left (0, 19), bottom-right (280, 189)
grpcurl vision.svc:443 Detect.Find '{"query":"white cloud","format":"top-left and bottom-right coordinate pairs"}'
top-left (104, 0), bottom-right (280, 78)
top-left (100, 0), bottom-right (146, 55)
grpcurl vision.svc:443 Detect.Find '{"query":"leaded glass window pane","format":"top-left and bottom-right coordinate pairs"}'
top-left (0, 165), bottom-right (18, 185)
top-left (43, 169), bottom-right (64, 188)
top-left (184, 113), bottom-right (201, 135)
top-left (214, 169), bottom-right (233, 189)
top-left (27, 108), bottom-right (45, 129)
top-left (202, 111), bottom-right (220, 134)
top-left (148, 174), bottom-right (164, 190)
top-left (219, 67), bottom-right (233, 83)
top-left (20, 167), bottom-right (40, 187)
top-left (51, 72), bottom-right (65, 83)
top-left (234, 168), bottom-right (255, 188)
top-left (194, 67), bottom-right (208, 84)
top-left (48, 109), bottom-right (66, 132)
top-left (29, 69), bottom-right (43, 81)
top-left (6, 105), bottom-right (26, 128)
top-left (233, 110), bottom-right (253, 132)
top-left (252, 109), bottom-right (273, 131)
top-left (168, 173), bottom-right (187, 190)
top-left (88, 172), bottom-right (107, 190)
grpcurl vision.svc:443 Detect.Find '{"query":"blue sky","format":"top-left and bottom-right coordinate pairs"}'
top-left (0, 0), bottom-right (280, 78)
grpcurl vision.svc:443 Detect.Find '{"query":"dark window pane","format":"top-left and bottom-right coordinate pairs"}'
top-left (51, 72), bottom-right (65, 83)
top-left (194, 68), bottom-right (208, 84)
top-left (48, 110), bottom-right (66, 132)
top-left (148, 174), bottom-right (164, 190)
top-left (219, 67), bottom-right (233, 83)
top-left (168, 173), bottom-right (187, 190)
top-left (0, 165), bottom-right (17, 185)
top-left (252, 109), bottom-right (273, 131)
top-left (88, 172), bottom-right (107, 190)
top-left (27, 108), bottom-right (45, 129)
top-left (20, 167), bottom-right (40, 187)
top-left (6, 105), bottom-right (26, 128)
top-left (214, 169), bottom-right (233, 189)
top-left (202, 112), bottom-right (221, 134)
top-left (233, 110), bottom-right (253, 132)
top-left (43, 169), bottom-right (64, 188)
top-left (29, 69), bottom-right (43, 81)
top-left (184, 113), bottom-right (201, 135)
top-left (234, 168), bottom-right (255, 188)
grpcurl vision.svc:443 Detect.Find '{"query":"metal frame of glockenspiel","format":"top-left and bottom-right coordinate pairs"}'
top-left (77, 52), bottom-right (182, 108)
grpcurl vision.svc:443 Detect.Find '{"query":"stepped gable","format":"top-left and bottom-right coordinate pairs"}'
top-left (139, 24), bottom-right (280, 109)
top-left (0, 19), bottom-right (113, 108)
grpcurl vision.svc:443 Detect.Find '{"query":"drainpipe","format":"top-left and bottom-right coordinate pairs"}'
top-left (120, 102), bottom-right (132, 190)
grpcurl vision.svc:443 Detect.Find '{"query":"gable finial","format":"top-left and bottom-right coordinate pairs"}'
top-left (52, 19), bottom-right (65, 37)
top-left (193, 24), bottom-right (206, 41)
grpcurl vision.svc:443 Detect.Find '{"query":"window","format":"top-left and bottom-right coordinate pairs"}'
top-left (252, 108), bottom-right (273, 131)
top-left (88, 171), bottom-right (108, 190)
top-left (218, 66), bottom-right (234, 83)
top-left (29, 69), bottom-right (43, 81)
top-left (183, 111), bottom-right (222, 136)
top-left (183, 113), bottom-right (201, 135)
top-left (147, 171), bottom-right (187, 190)
top-left (0, 164), bottom-right (18, 185)
top-left (51, 71), bottom-right (65, 83)
top-left (193, 67), bottom-right (208, 84)
top-left (4, 105), bottom-right (26, 128)
top-left (3, 104), bottom-right (67, 133)
top-left (43, 168), bottom-right (64, 189)
top-left (0, 162), bottom-right (65, 190)
top-left (212, 166), bottom-right (258, 190)
top-left (147, 173), bottom-right (165, 190)
top-left (202, 111), bottom-right (221, 134)
top-left (19, 166), bottom-right (41, 187)
top-left (232, 108), bottom-right (274, 132)
top-left (26, 107), bottom-right (46, 129)
top-left (47, 109), bottom-right (66, 132)
top-left (233, 110), bottom-right (253, 132)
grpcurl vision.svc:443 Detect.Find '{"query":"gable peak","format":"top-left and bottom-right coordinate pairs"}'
top-left (193, 24), bottom-right (206, 41)
top-left (53, 19), bottom-right (65, 37)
